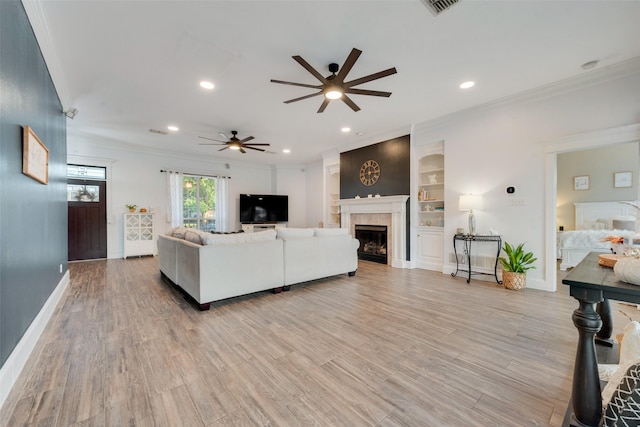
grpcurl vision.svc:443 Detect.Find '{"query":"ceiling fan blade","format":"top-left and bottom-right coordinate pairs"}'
top-left (345, 88), bottom-right (392, 98)
top-left (292, 55), bottom-right (327, 83)
top-left (344, 67), bottom-right (397, 88)
top-left (317, 98), bottom-right (330, 113)
top-left (198, 136), bottom-right (226, 143)
top-left (270, 79), bottom-right (322, 89)
top-left (218, 132), bottom-right (230, 140)
top-left (239, 136), bottom-right (255, 143)
top-left (284, 91), bottom-right (323, 104)
top-left (218, 146), bottom-right (229, 152)
top-left (239, 147), bottom-right (246, 154)
top-left (244, 146), bottom-right (266, 152)
top-left (341, 94), bottom-right (361, 112)
top-left (244, 143), bottom-right (270, 146)
top-left (335, 48), bottom-right (362, 84)
top-left (199, 143), bottom-right (227, 146)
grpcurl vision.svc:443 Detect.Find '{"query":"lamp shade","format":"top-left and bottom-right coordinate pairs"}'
top-left (459, 194), bottom-right (484, 211)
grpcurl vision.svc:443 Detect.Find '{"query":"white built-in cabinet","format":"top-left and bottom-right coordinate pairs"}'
top-left (325, 165), bottom-right (340, 228)
top-left (415, 142), bottom-right (444, 271)
top-left (124, 213), bottom-right (155, 258)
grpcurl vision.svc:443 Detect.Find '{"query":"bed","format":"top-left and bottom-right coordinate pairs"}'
top-left (558, 201), bottom-right (639, 271)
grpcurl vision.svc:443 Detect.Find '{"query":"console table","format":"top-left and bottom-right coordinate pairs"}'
top-left (562, 252), bottom-right (640, 427)
top-left (451, 234), bottom-right (502, 284)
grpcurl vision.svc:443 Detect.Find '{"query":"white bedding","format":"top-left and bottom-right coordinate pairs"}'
top-left (559, 229), bottom-right (639, 250)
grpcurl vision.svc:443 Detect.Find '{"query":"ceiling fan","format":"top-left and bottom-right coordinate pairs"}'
top-left (270, 48), bottom-right (397, 113)
top-left (198, 130), bottom-right (269, 154)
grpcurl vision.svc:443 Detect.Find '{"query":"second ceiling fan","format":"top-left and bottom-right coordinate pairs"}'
top-left (271, 47), bottom-right (397, 113)
top-left (198, 131), bottom-right (269, 154)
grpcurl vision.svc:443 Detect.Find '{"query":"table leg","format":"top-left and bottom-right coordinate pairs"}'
top-left (570, 298), bottom-right (603, 427)
top-left (451, 236), bottom-right (460, 278)
top-left (465, 239), bottom-right (471, 283)
top-left (494, 237), bottom-right (503, 285)
top-left (595, 299), bottom-right (614, 347)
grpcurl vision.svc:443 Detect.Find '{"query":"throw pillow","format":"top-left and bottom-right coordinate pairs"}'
top-left (603, 361), bottom-right (640, 426)
top-left (613, 220), bottom-right (636, 231)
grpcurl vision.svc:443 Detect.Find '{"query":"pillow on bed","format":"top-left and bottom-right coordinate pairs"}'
top-left (613, 220), bottom-right (636, 231)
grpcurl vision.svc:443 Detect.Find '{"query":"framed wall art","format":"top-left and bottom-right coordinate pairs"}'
top-left (22, 126), bottom-right (49, 184)
top-left (614, 171), bottom-right (632, 188)
top-left (574, 175), bottom-right (589, 191)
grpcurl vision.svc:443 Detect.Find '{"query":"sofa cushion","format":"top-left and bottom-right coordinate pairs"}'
top-left (313, 227), bottom-right (349, 237)
top-left (184, 230), bottom-right (205, 245)
top-left (277, 227), bottom-right (314, 239)
top-left (202, 228), bottom-right (276, 245)
top-left (167, 226), bottom-right (189, 239)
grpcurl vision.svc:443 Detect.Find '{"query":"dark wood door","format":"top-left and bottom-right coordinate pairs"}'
top-left (68, 179), bottom-right (107, 261)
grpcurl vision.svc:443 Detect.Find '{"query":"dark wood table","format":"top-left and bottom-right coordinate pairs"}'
top-left (562, 252), bottom-right (640, 427)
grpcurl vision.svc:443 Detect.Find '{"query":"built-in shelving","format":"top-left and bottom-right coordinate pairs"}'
top-left (418, 155), bottom-right (444, 228)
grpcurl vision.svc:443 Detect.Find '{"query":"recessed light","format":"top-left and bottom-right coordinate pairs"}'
top-left (282, 149), bottom-right (291, 154)
top-left (167, 125), bottom-right (179, 131)
top-left (199, 81), bottom-right (214, 90)
top-left (341, 127), bottom-right (351, 133)
top-left (459, 81), bottom-right (475, 89)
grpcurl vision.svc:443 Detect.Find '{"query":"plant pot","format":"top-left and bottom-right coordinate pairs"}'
top-left (502, 271), bottom-right (526, 290)
top-left (129, 208), bottom-right (135, 212)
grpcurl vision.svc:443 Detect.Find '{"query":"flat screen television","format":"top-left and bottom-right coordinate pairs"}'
top-left (239, 194), bottom-right (288, 224)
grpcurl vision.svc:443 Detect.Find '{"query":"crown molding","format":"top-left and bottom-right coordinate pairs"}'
top-left (22, 0), bottom-right (72, 110)
top-left (413, 56), bottom-right (640, 133)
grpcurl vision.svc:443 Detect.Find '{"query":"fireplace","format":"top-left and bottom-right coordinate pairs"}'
top-left (337, 195), bottom-right (409, 268)
top-left (355, 224), bottom-right (388, 264)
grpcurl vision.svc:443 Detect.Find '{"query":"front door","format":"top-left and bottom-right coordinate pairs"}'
top-left (68, 178), bottom-right (107, 260)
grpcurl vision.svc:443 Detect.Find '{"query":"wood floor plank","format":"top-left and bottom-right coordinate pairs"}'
top-left (3, 257), bottom-right (635, 426)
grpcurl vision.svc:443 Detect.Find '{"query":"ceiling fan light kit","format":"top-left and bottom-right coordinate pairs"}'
top-left (198, 130), bottom-right (270, 155)
top-left (271, 48), bottom-right (397, 113)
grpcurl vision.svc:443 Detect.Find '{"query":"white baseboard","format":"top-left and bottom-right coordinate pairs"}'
top-left (0, 270), bottom-right (70, 410)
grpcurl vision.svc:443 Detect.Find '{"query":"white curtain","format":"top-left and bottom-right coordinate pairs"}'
top-left (166, 171), bottom-right (183, 227)
top-left (214, 176), bottom-right (229, 232)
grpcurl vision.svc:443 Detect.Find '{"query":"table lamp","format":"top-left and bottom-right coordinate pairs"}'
top-left (459, 194), bottom-right (484, 235)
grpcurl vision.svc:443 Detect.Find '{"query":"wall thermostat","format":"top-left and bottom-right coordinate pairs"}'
top-left (506, 186), bottom-right (516, 194)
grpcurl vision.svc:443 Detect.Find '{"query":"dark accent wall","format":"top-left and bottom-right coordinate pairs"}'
top-left (0, 1), bottom-right (67, 368)
top-left (339, 135), bottom-right (410, 198)
top-left (340, 135), bottom-right (411, 260)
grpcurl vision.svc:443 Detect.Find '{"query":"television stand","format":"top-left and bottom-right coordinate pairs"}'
top-left (241, 223), bottom-right (287, 233)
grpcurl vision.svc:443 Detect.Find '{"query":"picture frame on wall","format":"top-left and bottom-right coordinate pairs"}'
top-left (614, 171), bottom-right (633, 188)
top-left (22, 126), bottom-right (49, 185)
top-left (574, 175), bottom-right (589, 191)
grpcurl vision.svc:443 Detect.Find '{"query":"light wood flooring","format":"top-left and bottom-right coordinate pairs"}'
top-left (1, 258), bottom-right (636, 426)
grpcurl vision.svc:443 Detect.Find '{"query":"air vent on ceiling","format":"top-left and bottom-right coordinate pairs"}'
top-left (149, 128), bottom-right (168, 135)
top-left (420, 0), bottom-right (461, 16)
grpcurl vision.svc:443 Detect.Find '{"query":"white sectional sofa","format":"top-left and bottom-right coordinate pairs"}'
top-left (157, 226), bottom-right (359, 310)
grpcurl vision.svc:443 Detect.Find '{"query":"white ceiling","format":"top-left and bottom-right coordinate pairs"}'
top-left (25, 0), bottom-right (640, 166)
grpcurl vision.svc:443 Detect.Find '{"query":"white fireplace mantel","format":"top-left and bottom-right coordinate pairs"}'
top-left (337, 195), bottom-right (410, 268)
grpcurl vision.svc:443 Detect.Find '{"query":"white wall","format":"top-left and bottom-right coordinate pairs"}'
top-left (412, 68), bottom-right (640, 291)
top-left (274, 166), bottom-right (308, 228)
top-left (305, 160), bottom-right (323, 228)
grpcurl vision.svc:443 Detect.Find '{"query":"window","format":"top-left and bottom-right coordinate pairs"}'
top-left (183, 175), bottom-right (216, 231)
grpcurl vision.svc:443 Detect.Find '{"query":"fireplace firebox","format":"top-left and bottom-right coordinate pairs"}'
top-left (355, 224), bottom-right (388, 264)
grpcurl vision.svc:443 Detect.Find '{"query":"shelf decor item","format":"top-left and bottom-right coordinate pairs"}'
top-left (499, 241), bottom-right (537, 290)
top-left (126, 204), bottom-right (137, 212)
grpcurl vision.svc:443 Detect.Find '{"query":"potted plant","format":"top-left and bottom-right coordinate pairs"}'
top-left (125, 204), bottom-right (137, 212)
top-left (499, 242), bottom-right (537, 290)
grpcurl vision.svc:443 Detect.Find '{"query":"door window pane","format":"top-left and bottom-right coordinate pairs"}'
top-left (67, 184), bottom-right (100, 202)
top-left (67, 164), bottom-right (106, 180)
